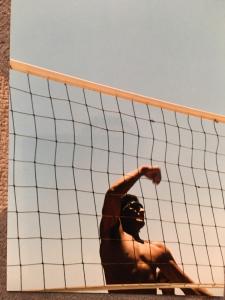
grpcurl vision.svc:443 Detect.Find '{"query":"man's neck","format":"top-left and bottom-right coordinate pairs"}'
top-left (124, 226), bottom-right (144, 243)
top-left (133, 233), bottom-right (144, 243)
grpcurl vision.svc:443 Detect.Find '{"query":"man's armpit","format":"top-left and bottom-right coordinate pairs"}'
top-left (100, 217), bottom-right (121, 239)
top-left (109, 219), bottom-right (121, 239)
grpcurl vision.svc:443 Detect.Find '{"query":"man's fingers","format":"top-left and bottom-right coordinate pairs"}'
top-left (152, 172), bottom-right (161, 184)
top-left (152, 167), bottom-right (161, 184)
top-left (144, 167), bottom-right (161, 184)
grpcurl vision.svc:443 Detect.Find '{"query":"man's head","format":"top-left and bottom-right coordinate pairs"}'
top-left (120, 194), bottom-right (145, 233)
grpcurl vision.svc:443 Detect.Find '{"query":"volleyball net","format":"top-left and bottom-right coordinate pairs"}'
top-left (7, 59), bottom-right (225, 295)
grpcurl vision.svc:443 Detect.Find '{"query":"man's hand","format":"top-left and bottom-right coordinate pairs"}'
top-left (141, 165), bottom-right (161, 185)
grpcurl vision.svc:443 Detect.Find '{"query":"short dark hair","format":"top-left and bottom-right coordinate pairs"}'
top-left (121, 194), bottom-right (139, 214)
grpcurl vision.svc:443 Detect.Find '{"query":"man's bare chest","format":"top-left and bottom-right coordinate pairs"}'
top-left (102, 231), bottom-right (157, 258)
top-left (101, 234), bottom-right (158, 279)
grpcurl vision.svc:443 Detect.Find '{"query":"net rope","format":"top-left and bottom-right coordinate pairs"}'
top-left (7, 61), bottom-right (225, 294)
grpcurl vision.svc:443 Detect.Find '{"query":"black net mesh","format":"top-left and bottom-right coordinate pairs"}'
top-left (7, 68), bottom-right (225, 294)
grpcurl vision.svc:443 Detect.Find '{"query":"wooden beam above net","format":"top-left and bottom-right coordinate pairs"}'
top-left (10, 59), bottom-right (225, 124)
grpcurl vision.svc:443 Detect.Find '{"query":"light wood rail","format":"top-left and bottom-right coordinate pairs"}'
top-left (25, 282), bottom-right (224, 292)
top-left (10, 59), bottom-right (225, 124)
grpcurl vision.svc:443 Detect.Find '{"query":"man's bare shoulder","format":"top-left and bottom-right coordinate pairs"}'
top-left (142, 241), bottom-right (169, 261)
top-left (144, 240), bottom-right (165, 248)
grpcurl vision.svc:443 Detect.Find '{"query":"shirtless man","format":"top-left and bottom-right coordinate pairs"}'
top-left (100, 165), bottom-right (211, 295)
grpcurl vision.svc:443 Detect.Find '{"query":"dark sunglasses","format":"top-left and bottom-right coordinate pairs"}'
top-left (122, 201), bottom-right (143, 212)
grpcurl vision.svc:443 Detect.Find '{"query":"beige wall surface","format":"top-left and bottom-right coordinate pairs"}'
top-left (0, 0), bottom-right (11, 297)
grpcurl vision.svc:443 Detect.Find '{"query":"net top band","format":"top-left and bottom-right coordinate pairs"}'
top-left (10, 59), bottom-right (225, 124)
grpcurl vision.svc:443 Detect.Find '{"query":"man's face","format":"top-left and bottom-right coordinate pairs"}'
top-left (122, 201), bottom-right (145, 228)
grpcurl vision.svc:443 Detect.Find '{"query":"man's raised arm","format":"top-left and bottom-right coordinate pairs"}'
top-left (100, 165), bottom-right (161, 237)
